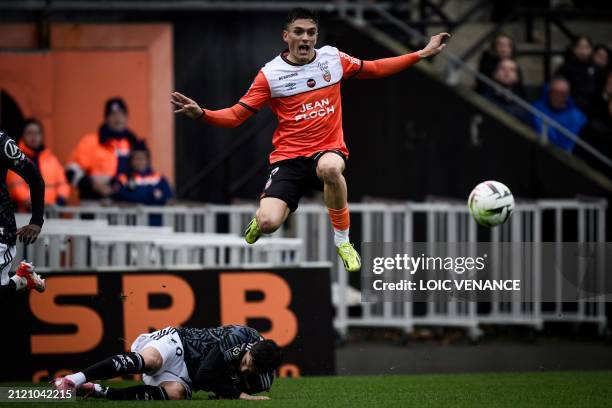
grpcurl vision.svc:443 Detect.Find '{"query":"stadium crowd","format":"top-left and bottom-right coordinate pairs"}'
top-left (476, 33), bottom-right (611, 163)
top-left (8, 98), bottom-right (173, 219)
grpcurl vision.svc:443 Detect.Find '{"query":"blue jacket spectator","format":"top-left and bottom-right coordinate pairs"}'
top-left (112, 141), bottom-right (173, 225)
top-left (532, 77), bottom-right (587, 152)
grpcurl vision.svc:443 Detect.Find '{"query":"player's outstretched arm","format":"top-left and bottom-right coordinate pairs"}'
top-left (171, 91), bottom-right (254, 128)
top-left (417, 32), bottom-right (451, 58)
top-left (354, 32), bottom-right (450, 79)
top-left (239, 392), bottom-right (270, 400)
top-left (171, 91), bottom-right (203, 119)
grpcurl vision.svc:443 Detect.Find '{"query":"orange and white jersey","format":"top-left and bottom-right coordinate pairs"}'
top-left (239, 46), bottom-right (363, 163)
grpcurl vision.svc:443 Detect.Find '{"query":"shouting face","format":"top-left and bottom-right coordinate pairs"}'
top-left (283, 18), bottom-right (318, 64)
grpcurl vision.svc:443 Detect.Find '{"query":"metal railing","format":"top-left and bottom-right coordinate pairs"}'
top-left (352, 4), bottom-right (612, 170)
top-left (38, 199), bottom-right (608, 338)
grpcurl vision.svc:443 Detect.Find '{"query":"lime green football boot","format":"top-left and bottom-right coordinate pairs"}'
top-left (337, 242), bottom-right (361, 272)
top-left (244, 217), bottom-right (263, 244)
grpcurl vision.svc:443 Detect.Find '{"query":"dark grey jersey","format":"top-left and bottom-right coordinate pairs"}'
top-left (0, 131), bottom-right (44, 246)
top-left (177, 325), bottom-right (274, 398)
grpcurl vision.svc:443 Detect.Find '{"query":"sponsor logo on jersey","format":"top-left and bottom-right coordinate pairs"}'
top-left (4, 139), bottom-right (24, 160)
top-left (306, 78), bottom-right (316, 88)
top-left (279, 72), bottom-right (298, 81)
top-left (284, 82), bottom-right (297, 91)
top-left (295, 98), bottom-right (335, 122)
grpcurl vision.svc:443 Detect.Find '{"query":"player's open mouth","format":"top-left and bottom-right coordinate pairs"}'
top-left (298, 45), bottom-right (310, 53)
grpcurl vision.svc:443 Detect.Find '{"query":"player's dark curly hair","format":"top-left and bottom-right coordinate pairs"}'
top-left (251, 340), bottom-right (283, 373)
top-left (285, 7), bottom-right (318, 28)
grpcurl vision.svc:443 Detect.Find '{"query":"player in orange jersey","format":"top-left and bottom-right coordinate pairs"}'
top-left (172, 8), bottom-right (449, 272)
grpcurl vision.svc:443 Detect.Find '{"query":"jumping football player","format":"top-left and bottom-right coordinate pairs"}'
top-left (172, 8), bottom-right (449, 272)
top-left (0, 130), bottom-right (46, 303)
top-left (53, 324), bottom-right (281, 401)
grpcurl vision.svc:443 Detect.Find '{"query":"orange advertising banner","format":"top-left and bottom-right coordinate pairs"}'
top-left (0, 268), bottom-right (335, 382)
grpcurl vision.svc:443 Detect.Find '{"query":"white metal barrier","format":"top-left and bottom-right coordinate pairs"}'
top-left (41, 199), bottom-right (608, 336)
top-left (15, 215), bottom-right (302, 270)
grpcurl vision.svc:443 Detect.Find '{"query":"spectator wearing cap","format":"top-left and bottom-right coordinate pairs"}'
top-left (481, 59), bottom-right (530, 124)
top-left (7, 118), bottom-right (70, 211)
top-left (112, 141), bottom-right (173, 225)
top-left (555, 35), bottom-right (597, 113)
top-left (531, 77), bottom-right (587, 153)
top-left (65, 97), bottom-right (138, 201)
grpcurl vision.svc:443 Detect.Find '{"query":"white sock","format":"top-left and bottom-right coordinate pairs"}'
top-left (66, 372), bottom-right (86, 388)
top-left (334, 228), bottom-right (350, 247)
top-left (93, 383), bottom-right (107, 397)
top-left (10, 275), bottom-right (26, 291)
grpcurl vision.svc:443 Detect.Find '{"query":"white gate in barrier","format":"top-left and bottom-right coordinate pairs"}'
top-left (44, 198), bottom-right (608, 336)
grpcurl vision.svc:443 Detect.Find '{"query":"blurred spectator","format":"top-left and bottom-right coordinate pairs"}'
top-left (590, 70), bottom-right (612, 121)
top-left (592, 44), bottom-right (610, 71)
top-left (555, 35), bottom-right (596, 113)
top-left (476, 33), bottom-right (522, 94)
top-left (591, 44), bottom-right (610, 114)
top-left (7, 118), bottom-right (70, 211)
top-left (578, 97), bottom-right (612, 171)
top-left (532, 77), bottom-right (587, 152)
top-left (112, 141), bottom-right (173, 225)
top-left (481, 59), bottom-right (530, 123)
top-left (65, 97), bottom-right (138, 201)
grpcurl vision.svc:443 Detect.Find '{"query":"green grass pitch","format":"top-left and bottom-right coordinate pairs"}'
top-left (4, 371), bottom-right (612, 407)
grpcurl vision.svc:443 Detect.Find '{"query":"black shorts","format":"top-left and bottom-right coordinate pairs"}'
top-left (260, 150), bottom-right (347, 212)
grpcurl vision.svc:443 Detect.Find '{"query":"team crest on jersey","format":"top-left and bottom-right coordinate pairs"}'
top-left (318, 61), bottom-right (331, 82)
top-left (4, 139), bottom-right (24, 160)
top-left (307, 78), bottom-right (316, 88)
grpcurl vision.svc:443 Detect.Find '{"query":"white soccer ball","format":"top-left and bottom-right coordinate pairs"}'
top-left (468, 180), bottom-right (514, 227)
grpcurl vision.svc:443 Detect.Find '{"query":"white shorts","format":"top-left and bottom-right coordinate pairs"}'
top-left (130, 327), bottom-right (192, 398)
top-left (0, 243), bottom-right (16, 286)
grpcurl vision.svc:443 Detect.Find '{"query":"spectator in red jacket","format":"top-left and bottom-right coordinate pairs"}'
top-left (7, 119), bottom-right (70, 211)
top-left (65, 97), bottom-right (138, 202)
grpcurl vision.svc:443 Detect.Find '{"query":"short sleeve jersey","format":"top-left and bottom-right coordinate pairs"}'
top-left (239, 46), bottom-right (362, 163)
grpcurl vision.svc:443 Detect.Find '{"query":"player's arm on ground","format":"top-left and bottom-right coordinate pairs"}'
top-left (0, 132), bottom-right (44, 244)
top-left (171, 71), bottom-right (270, 128)
top-left (193, 345), bottom-right (269, 400)
top-left (340, 33), bottom-right (450, 80)
top-left (241, 372), bottom-right (274, 395)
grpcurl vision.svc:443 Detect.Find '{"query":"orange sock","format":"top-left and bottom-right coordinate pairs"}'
top-left (328, 206), bottom-right (350, 231)
top-left (328, 207), bottom-right (350, 246)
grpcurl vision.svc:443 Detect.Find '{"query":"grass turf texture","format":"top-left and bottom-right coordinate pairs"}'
top-left (2, 371), bottom-right (611, 407)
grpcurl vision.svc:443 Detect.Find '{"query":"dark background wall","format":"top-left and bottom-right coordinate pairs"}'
top-left (174, 12), bottom-right (304, 202)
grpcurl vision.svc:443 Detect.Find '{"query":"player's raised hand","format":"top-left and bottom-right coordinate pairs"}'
top-left (418, 32), bottom-right (451, 58)
top-left (171, 91), bottom-right (204, 119)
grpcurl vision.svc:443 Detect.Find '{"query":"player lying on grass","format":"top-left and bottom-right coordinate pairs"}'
top-left (172, 7), bottom-right (449, 273)
top-left (53, 325), bottom-right (282, 400)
